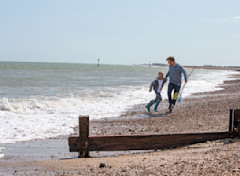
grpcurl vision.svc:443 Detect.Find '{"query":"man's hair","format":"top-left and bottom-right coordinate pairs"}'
top-left (166, 56), bottom-right (175, 62)
top-left (158, 71), bottom-right (164, 75)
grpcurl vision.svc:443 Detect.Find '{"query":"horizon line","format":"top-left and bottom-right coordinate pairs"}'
top-left (0, 60), bottom-right (239, 68)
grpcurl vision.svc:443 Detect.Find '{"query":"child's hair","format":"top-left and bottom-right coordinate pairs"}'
top-left (158, 71), bottom-right (164, 76)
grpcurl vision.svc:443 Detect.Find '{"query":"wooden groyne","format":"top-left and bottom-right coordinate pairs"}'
top-left (68, 109), bottom-right (240, 158)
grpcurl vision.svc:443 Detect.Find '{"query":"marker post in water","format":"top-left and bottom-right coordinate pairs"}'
top-left (98, 59), bottom-right (100, 67)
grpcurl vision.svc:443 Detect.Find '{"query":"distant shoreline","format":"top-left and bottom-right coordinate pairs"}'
top-left (1, 61), bottom-right (240, 70)
top-left (183, 65), bottom-right (240, 71)
top-left (143, 63), bottom-right (240, 71)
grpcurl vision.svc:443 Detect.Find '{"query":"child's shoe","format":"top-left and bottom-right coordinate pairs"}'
top-left (145, 100), bottom-right (154, 112)
top-left (154, 100), bottom-right (160, 112)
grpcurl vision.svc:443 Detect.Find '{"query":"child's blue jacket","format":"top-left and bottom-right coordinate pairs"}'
top-left (150, 78), bottom-right (166, 93)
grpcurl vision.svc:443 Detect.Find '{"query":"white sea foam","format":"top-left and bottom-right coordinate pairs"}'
top-left (0, 69), bottom-right (238, 149)
top-left (0, 147), bottom-right (5, 158)
top-left (182, 69), bottom-right (237, 97)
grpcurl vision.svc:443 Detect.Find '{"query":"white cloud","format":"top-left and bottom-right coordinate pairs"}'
top-left (204, 18), bottom-right (229, 23)
top-left (204, 16), bottom-right (240, 23)
top-left (219, 18), bottom-right (229, 22)
top-left (233, 16), bottom-right (240, 20)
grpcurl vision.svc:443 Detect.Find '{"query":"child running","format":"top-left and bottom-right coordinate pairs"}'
top-left (145, 71), bottom-right (166, 112)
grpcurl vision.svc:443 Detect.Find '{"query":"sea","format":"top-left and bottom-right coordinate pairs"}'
top-left (0, 62), bottom-right (238, 158)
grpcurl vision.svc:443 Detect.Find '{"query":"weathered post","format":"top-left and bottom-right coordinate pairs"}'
top-left (78, 116), bottom-right (89, 158)
top-left (229, 109), bottom-right (233, 133)
top-left (233, 109), bottom-right (240, 138)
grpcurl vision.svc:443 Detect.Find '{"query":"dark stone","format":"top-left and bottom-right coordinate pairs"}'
top-left (99, 163), bottom-right (105, 168)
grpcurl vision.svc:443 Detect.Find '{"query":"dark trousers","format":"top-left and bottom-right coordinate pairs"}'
top-left (168, 83), bottom-right (181, 105)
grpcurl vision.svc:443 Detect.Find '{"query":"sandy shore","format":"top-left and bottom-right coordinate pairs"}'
top-left (1, 72), bottom-right (240, 175)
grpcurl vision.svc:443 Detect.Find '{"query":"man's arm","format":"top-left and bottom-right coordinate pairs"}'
top-left (180, 66), bottom-right (188, 83)
top-left (165, 70), bottom-right (170, 78)
top-left (164, 70), bottom-right (170, 82)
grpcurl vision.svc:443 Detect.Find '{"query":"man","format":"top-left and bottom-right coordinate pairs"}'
top-left (164, 56), bottom-right (188, 112)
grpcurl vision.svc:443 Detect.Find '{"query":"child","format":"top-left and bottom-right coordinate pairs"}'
top-left (145, 71), bottom-right (166, 112)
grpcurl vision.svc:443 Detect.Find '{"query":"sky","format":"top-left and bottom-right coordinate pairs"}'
top-left (0, 0), bottom-right (240, 66)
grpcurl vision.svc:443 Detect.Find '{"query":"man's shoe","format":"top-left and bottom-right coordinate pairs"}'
top-left (169, 104), bottom-right (175, 112)
top-left (168, 103), bottom-right (172, 110)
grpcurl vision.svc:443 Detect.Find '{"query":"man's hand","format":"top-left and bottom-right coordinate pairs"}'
top-left (149, 90), bottom-right (152, 92)
top-left (185, 80), bottom-right (188, 84)
top-left (163, 77), bottom-right (167, 82)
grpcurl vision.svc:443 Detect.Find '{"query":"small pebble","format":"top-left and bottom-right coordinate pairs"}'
top-left (99, 163), bottom-right (105, 168)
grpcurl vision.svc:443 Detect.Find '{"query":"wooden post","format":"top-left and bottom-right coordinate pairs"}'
top-left (234, 109), bottom-right (240, 138)
top-left (229, 109), bottom-right (233, 133)
top-left (78, 116), bottom-right (89, 158)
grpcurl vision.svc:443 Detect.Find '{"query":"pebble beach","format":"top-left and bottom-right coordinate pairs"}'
top-left (1, 71), bottom-right (240, 175)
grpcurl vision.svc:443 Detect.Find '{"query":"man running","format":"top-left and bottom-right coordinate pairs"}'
top-left (164, 56), bottom-right (188, 112)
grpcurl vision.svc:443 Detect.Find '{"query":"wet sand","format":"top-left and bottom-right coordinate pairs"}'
top-left (1, 72), bottom-right (240, 175)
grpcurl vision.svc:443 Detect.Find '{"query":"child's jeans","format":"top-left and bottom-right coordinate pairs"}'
top-left (154, 92), bottom-right (162, 103)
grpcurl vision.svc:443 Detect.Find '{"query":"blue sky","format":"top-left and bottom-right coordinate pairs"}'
top-left (0, 0), bottom-right (240, 66)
